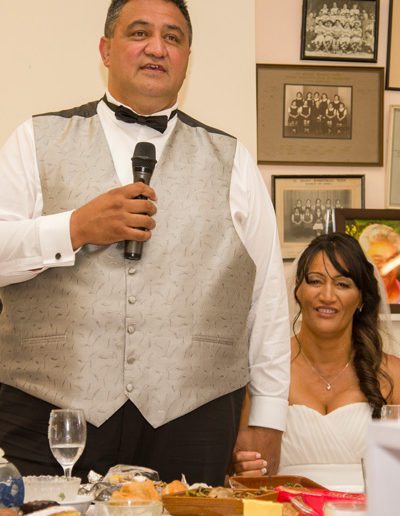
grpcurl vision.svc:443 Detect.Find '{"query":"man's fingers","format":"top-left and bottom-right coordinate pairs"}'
top-left (233, 450), bottom-right (261, 462)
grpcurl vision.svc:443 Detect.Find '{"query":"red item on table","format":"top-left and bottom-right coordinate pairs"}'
top-left (275, 486), bottom-right (366, 516)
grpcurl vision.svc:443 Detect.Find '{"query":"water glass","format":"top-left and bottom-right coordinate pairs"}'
top-left (48, 409), bottom-right (87, 479)
top-left (323, 501), bottom-right (367, 515)
top-left (381, 404), bottom-right (400, 421)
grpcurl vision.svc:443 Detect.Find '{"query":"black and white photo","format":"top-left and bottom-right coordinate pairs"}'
top-left (301, 0), bottom-right (379, 62)
top-left (272, 175), bottom-right (365, 259)
top-left (284, 85), bottom-right (352, 139)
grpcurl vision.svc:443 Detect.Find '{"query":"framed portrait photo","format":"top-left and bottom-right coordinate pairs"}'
top-left (335, 208), bottom-right (400, 313)
top-left (257, 64), bottom-right (383, 166)
top-left (386, 105), bottom-right (400, 208)
top-left (272, 174), bottom-right (365, 260)
top-left (301, 0), bottom-right (379, 62)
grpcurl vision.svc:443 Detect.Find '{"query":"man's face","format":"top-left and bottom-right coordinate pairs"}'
top-left (100, 0), bottom-right (191, 113)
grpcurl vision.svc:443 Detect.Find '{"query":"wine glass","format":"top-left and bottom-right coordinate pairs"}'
top-left (48, 409), bottom-right (87, 479)
top-left (381, 404), bottom-right (400, 422)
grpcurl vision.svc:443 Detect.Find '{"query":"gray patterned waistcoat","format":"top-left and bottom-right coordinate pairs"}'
top-left (0, 101), bottom-right (256, 427)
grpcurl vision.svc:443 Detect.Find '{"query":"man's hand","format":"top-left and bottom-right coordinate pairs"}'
top-left (232, 427), bottom-right (283, 477)
top-left (70, 183), bottom-right (157, 250)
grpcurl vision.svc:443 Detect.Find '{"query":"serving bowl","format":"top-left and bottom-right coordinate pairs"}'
top-left (23, 475), bottom-right (81, 502)
top-left (59, 494), bottom-right (94, 514)
top-left (96, 499), bottom-right (163, 516)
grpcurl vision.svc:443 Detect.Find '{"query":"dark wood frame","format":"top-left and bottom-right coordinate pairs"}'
top-left (335, 208), bottom-right (400, 313)
top-left (386, 0), bottom-right (400, 90)
top-left (301, 0), bottom-right (379, 63)
top-left (256, 64), bottom-right (384, 166)
top-left (272, 174), bottom-right (365, 260)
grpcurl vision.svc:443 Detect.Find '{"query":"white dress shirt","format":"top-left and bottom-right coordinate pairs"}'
top-left (0, 94), bottom-right (290, 430)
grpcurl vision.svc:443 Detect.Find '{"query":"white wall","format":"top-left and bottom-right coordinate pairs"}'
top-left (0, 0), bottom-right (256, 155)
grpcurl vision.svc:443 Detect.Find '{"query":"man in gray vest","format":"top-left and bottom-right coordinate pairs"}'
top-left (0, 0), bottom-right (290, 484)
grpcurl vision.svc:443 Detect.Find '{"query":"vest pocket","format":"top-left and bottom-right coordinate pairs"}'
top-left (192, 334), bottom-right (234, 346)
top-left (21, 334), bottom-right (67, 346)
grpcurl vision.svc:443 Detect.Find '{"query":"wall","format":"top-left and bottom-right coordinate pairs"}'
top-left (256, 0), bottom-right (400, 207)
top-left (0, 0), bottom-right (256, 155)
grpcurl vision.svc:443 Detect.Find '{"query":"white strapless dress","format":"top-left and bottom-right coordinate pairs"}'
top-left (278, 403), bottom-right (372, 489)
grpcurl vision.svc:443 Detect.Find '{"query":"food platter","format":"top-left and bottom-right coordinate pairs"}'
top-left (229, 475), bottom-right (326, 490)
top-left (162, 487), bottom-right (278, 516)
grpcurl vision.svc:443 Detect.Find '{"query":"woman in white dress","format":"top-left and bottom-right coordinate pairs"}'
top-left (233, 233), bottom-right (400, 487)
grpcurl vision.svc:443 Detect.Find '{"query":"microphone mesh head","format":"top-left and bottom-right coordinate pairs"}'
top-left (133, 142), bottom-right (156, 161)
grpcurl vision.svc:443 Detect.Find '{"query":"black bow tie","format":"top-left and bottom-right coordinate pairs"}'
top-left (102, 95), bottom-right (177, 133)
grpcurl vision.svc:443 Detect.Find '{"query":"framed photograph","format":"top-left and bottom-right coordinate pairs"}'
top-left (386, 106), bottom-right (400, 208)
top-left (272, 174), bottom-right (365, 259)
top-left (257, 64), bottom-right (383, 165)
top-left (386, 0), bottom-right (400, 90)
top-left (301, 0), bottom-right (379, 63)
top-left (335, 208), bottom-right (400, 313)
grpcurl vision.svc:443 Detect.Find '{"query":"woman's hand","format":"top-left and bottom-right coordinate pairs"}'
top-left (232, 427), bottom-right (282, 476)
top-left (231, 450), bottom-right (268, 477)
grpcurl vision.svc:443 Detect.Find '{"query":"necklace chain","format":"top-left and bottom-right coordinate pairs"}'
top-left (296, 335), bottom-right (352, 391)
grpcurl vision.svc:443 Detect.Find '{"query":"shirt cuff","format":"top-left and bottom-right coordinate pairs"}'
top-left (248, 396), bottom-right (288, 431)
top-left (39, 211), bottom-right (76, 267)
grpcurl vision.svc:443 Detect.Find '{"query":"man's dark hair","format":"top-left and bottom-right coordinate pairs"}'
top-left (104, 0), bottom-right (193, 46)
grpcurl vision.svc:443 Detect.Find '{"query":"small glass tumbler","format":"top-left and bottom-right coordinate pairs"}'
top-left (381, 404), bottom-right (400, 422)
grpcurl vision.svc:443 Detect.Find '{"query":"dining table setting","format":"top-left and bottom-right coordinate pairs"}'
top-left (7, 406), bottom-right (400, 516)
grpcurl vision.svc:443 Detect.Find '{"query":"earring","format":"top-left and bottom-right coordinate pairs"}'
top-left (358, 304), bottom-right (364, 314)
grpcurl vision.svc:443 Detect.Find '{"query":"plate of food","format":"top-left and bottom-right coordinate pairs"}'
top-left (228, 475), bottom-right (325, 490)
top-left (161, 486), bottom-right (278, 516)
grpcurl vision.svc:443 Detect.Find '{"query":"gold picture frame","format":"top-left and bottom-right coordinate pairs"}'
top-left (335, 208), bottom-right (400, 313)
top-left (257, 64), bottom-right (384, 166)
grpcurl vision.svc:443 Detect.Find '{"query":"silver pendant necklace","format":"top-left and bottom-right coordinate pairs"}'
top-left (295, 334), bottom-right (352, 391)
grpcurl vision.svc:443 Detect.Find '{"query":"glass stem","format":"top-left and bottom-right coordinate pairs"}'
top-left (63, 466), bottom-right (73, 480)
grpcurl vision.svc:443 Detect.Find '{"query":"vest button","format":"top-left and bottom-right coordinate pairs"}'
top-left (126, 356), bottom-right (135, 365)
top-left (128, 268), bottom-right (137, 275)
top-left (127, 325), bottom-right (135, 334)
top-left (128, 296), bottom-right (136, 305)
top-left (126, 383), bottom-right (134, 392)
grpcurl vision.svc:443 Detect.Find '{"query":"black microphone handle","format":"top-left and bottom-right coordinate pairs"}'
top-left (124, 142), bottom-right (157, 261)
top-left (124, 191), bottom-right (146, 260)
top-left (125, 239), bottom-right (144, 261)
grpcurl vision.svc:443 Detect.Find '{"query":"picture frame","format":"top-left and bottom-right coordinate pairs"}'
top-left (301, 0), bottom-right (379, 63)
top-left (257, 64), bottom-right (383, 166)
top-left (335, 208), bottom-right (400, 313)
top-left (272, 174), bottom-right (365, 260)
top-left (386, 0), bottom-right (400, 90)
top-left (386, 105), bottom-right (400, 208)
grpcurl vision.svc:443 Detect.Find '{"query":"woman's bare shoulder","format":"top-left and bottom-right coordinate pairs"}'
top-left (383, 352), bottom-right (400, 373)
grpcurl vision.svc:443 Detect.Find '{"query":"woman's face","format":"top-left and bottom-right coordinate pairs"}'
top-left (296, 251), bottom-right (362, 338)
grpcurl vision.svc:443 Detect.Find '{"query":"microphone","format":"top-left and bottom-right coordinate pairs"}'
top-left (124, 142), bottom-right (157, 260)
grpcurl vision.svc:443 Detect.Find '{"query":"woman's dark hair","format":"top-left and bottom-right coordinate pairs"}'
top-left (104, 0), bottom-right (193, 46)
top-left (294, 232), bottom-right (392, 418)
